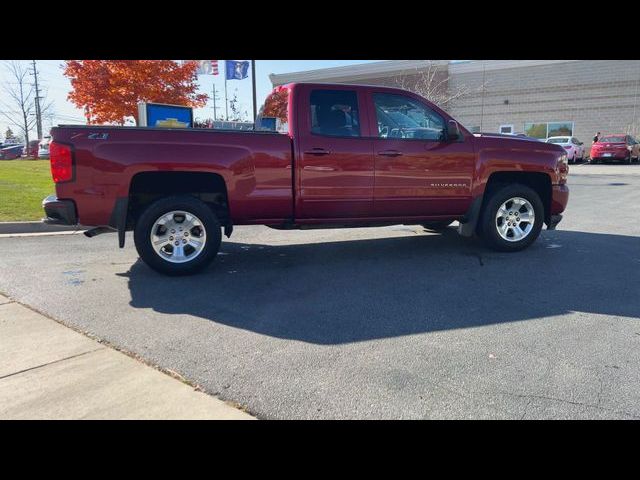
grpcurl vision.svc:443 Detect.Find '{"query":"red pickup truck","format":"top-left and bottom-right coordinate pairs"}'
top-left (43, 83), bottom-right (569, 275)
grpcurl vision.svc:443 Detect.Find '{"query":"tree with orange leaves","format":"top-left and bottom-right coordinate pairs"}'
top-left (64, 60), bottom-right (208, 125)
top-left (260, 86), bottom-right (289, 124)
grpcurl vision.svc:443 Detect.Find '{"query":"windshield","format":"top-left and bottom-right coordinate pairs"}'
top-left (600, 135), bottom-right (625, 143)
top-left (547, 137), bottom-right (570, 144)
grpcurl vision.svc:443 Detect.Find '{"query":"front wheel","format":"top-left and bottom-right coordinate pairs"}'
top-left (134, 195), bottom-right (222, 276)
top-left (479, 184), bottom-right (544, 252)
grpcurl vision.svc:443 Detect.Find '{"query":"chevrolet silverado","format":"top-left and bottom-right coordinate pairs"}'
top-left (43, 83), bottom-right (569, 275)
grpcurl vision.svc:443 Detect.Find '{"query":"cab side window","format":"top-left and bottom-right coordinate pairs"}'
top-left (373, 93), bottom-right (445, 141)
top-left (310, 90), bottom-right (360, 137)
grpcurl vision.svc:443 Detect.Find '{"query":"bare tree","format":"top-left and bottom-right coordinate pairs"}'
top-left (228, 89), bottom-right (249, 122)
top-left (0, 61), bottom-right (53, 147)
top-left (394, 61), bottom-right (483, 112)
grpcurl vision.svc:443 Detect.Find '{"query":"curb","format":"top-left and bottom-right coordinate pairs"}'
top-left (0, 221), bottom-right (84, 235)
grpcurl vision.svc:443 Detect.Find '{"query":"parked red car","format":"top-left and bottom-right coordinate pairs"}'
top-left (43, 83), bottom-right (569, 275)
top-left (28, 140), bottom-right (40, 159)
top-left (590, 134), bottom-right (640, 164)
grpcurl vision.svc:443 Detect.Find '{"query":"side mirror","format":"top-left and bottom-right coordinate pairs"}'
top-left (447, 120), bottom-right (461, 142)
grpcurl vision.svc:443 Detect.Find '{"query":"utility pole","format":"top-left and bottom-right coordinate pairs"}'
top-left (212, 83), bottom-right (221, 121)
top-left (30, 60), bottom-right (43, 140)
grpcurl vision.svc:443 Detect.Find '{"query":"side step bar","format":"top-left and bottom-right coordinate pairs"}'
top-left (84, 226), bottom-right (116, 238)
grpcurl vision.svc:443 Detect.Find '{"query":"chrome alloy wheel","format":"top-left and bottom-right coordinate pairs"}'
top-left (150, 211), bottom-right (207, 263)
top-left (495, 197), bottom-right (535, 242)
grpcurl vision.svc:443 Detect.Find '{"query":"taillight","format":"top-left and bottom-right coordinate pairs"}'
top-left (50, 142), bottom-right (73, 183)
top-left (557, 154), bottom-right (568, 184)
top-left (563, 145), bottom-right (572, 150)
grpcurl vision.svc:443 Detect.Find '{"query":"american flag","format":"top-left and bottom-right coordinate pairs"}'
top-left (195, 60), bottom-right (219, 76)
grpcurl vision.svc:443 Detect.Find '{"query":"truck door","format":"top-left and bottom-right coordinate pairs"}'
top-left (367, 91), bottom-right (475, 217)
top-left (295, 86), bottom-right (374, 219)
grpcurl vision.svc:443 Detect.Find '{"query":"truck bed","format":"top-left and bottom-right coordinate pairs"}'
top-left (51, 125), bottom-right (295, 226)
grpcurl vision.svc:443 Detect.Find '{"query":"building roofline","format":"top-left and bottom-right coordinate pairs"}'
top-left (269, 60), bottom-right (581, 86)
top-left (269, 60), bottom-right (449, 86)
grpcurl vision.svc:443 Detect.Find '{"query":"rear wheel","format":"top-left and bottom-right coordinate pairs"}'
top-left (479, 184), bottom-right (544, 252)
top-left (422, 220), bottom-right (455, 232)
top-left (134, 195), bottom-right (222, 276)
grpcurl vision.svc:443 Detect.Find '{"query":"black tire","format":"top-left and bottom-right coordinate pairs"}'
top-left (479, 183), bottom-right (544, 252)
top-left (134, 195), bottom-right (222, 276)
top-left (422, 220), bottom-right (455, 232)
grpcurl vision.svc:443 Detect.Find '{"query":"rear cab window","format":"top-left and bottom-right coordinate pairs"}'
top-left (309, 90), bottom-right (361, 137)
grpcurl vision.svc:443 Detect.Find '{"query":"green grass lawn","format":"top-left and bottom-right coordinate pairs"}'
top-left (0, 160), bottom-right (54, 221)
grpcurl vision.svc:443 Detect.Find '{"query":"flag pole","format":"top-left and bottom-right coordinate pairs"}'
top-left (224, 60), bottom-right (229, 120)
top-left (252, 60), bottom-right (257, 129)
top-left (212, 83), bottom-right (217, 122)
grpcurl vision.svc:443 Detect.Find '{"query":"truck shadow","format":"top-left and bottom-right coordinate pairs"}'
top-left (120, 228), bottom-right (640, 344)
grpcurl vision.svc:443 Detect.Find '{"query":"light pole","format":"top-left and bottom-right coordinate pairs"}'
top-left (252, 60), bottom-right (257, 129)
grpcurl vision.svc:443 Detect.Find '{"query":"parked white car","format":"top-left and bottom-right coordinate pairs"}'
top-left (546, 136), bottom-right (585, 163)
top-left (38, 137), bottom-right (51, 159)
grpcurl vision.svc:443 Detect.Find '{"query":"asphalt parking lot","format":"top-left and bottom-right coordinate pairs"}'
top-left (1, 163), bottom-right (639, 419)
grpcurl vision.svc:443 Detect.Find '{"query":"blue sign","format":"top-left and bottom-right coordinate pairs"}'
top-left (143, 103), bottom-right (193, 128)
top-left (259, 117), bottom-right (277, 131)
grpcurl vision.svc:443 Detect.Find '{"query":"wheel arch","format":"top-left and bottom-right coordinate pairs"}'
top-left (460, 171), bottom-right (553, 237)
top-left (481, 171), bottom-right (552, 229)
top-left (114, 171), bottom-right (232, 248)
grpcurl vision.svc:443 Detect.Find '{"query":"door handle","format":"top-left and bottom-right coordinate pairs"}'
top-left (378, 150), bottom-right (403, 157)
top-left (304, 148), bottom-right (331, 156)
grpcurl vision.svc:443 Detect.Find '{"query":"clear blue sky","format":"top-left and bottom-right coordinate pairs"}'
top-left (0, 60), bottom-right (381, 138)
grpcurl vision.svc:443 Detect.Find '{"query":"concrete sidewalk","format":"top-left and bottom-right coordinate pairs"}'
top-left (0, 293), bottom-right (254, 420)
